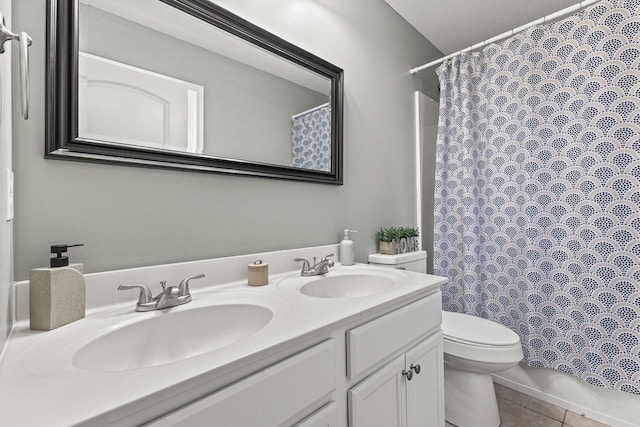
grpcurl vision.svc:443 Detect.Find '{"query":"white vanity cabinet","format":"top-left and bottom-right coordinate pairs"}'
top-left (2, 252), bottom-right (448, 427)
top-left (146, 292), bottom-right (443, 427)
top-left (347, 294), bottom-right (444, 427)
top-left (146, 340), bottom-right (337, 427)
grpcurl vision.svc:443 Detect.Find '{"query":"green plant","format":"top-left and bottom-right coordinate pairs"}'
top-left (376, 227), bottom-right (398, 242)
top-left (405, 227), bottom-right (420, 238)
top-left (396, 228), bottom-right (408, 239)
top-left (376, 226), bottom-right (419, 242)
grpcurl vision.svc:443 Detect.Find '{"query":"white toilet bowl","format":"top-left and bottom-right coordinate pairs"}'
top-left (442, 311), bottom-right (524, 427)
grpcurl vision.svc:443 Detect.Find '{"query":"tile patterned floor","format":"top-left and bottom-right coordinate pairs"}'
top-left (444, 382), bottom-right (610, 427)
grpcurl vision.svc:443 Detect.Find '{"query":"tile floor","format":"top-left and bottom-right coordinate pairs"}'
top-left (444, 382), bottom-right (610, 427)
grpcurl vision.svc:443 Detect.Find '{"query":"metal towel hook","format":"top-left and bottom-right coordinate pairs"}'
top-left (0, 12), bottom-right (32, 120)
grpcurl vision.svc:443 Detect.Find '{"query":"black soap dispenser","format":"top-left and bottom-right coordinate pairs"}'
top-left (29, 243), bottom-right (86, 330)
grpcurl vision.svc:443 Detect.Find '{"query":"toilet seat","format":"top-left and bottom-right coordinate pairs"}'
top-left (442, 311), bottom-right (520, 346)
top-left (442, 311), bottom-right (523, 364)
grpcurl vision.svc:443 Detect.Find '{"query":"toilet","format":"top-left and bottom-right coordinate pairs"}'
top-left (441, 311), bottom-right (524, 427)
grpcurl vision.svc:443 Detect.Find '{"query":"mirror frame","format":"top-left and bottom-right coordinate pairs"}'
top-left (46, 0), bottom-right (344, 184)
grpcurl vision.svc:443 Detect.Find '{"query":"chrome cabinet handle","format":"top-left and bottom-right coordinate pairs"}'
top-left (411, 363), bottom-right (421, 374)
top-left (402, 369), bottom-right (413, 381)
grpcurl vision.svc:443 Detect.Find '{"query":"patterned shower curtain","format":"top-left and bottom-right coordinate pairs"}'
top-left (434, 0), bottom-right (640, 394)
top-left (291, 104), bottom-right (331, 172)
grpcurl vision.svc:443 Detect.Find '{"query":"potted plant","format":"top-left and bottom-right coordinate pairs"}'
top-left (376, 227), bottom-right (399, 255)
top-left (376, 227), bottom-right (420, 254)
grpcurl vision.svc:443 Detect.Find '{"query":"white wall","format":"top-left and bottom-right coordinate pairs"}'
top-left (0, 0), bottom-right (13, 354)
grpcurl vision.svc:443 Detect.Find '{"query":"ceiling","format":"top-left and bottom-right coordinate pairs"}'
top-left (385, 0), bottom-right (584, 55)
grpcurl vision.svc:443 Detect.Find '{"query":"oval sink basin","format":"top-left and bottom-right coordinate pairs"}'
top-left (300, 274), bottom-right (397, 298)
top-left (72, 304), bottom-right (272, 372)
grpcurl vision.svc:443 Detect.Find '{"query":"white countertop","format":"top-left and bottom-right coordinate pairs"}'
top-left (0, 262), bottom-right (445, 426)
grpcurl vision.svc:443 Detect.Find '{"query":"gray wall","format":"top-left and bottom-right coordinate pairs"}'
top-left (0, 0), bottom-right (13, 351)
top-left (80, 4), bottom-right (328, 166)
top-left (13, 0), bottom-right (441, 281)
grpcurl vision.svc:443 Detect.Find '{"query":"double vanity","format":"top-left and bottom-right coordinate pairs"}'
top-left (0, 245), bottom-right (446, 426)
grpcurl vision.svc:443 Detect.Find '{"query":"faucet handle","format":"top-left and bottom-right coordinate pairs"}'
top-left (322, 253), bottom-right (335, 268)
top-left (322, 254), bottom-right (335, 268)
top-left (178, 273), bottom-right (206, 297)
top-left (118, 284), bottom-right (153, 304)
top-left (294, 257), bottom-right (311, 271)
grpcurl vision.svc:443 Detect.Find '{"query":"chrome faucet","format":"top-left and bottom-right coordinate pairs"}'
top-left (294, 254), bottom-right (334, 277)
top-left (118, 274), bottom-right (205, 311)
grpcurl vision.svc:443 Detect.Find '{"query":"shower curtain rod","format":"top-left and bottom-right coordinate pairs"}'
top-left (409, 0), bottom-right (601, 74)
top-left (291, 102), bottom-right (329, 120)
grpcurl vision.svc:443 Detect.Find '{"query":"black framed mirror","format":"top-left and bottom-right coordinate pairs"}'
top-left (46, 0), bottom-right (344, 184)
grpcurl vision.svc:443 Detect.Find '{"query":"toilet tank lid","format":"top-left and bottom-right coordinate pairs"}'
top-left (441, 311), bottom-right (521, 347)
top-left (368, 251), bottom-right (427, 265)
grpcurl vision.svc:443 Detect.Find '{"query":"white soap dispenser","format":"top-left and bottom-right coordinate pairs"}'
top-left (340, 229), bottom-right (357, 266)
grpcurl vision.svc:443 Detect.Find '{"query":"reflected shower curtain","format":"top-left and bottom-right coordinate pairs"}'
top-left (291, 104), bottom-right (331, 172)
top-left (434, 0), bottom-right (640, 394)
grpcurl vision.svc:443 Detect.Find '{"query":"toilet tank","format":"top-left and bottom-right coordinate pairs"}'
top-left (368, 251), bottom-right (427, 273)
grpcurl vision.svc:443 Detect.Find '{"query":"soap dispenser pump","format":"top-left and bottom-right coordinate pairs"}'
top-left (50, 243), bottom-right (84, 267)
top-left (340, 229), bottom-right (357, 266)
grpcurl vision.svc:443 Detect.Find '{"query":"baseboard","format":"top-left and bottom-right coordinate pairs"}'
top-left (493, 367), bottom-right (639, 427)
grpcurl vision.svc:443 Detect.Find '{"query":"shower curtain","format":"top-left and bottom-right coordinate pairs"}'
top-left (434, 0), bottom-right (640, 394)
top-left (291, 104), bottom-right (331, 172)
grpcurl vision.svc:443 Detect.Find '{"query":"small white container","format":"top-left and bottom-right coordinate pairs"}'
top-left (339, 229), bottom-right (357, 266)
top-left (247, 260), bottom-right (269, 286)
top-left (368, 251), bottom-right (427, 273)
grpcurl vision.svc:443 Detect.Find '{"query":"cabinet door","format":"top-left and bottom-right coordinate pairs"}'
top-left (405, 332), bottom-right (444, 427)
top-left (348, 355), bottom-right (406, 427)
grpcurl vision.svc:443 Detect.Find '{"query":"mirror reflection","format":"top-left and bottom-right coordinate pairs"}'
top-left (78, 0), bottom-right (333, 172)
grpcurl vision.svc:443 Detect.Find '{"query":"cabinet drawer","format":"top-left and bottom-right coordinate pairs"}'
top-left (294, 401), bottom-right (338, 427)
top-left (147, 339), bottom-right (336, 427)
top-left (347, 292), bottom-right (441, 379)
